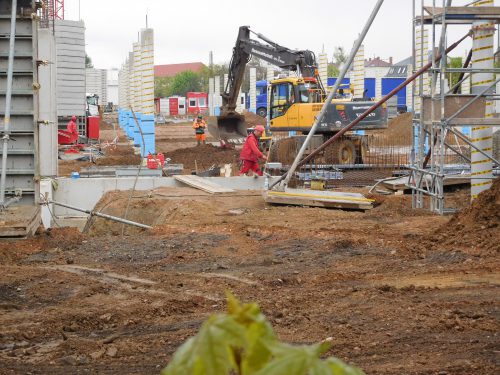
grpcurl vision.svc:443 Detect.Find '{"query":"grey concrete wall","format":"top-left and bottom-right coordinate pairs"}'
top-left (52, 176), bottom-right (277, 217)
top-left (38, 28), bottom-right (58, 177)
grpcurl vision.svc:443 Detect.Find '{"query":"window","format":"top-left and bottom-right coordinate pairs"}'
top-left (270, 83), bottom-right (293, 119)
top-left (179, 104), bottom-right (185, 109)
top-left (189, 98), bottom-right (197, 107)
top-left (297, 82), bottom-right (321, 103)
top-left (198, 97), bottom-right (206, 107)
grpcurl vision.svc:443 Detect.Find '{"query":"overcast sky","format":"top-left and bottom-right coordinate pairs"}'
top-left (65, 0), bottom-right (477, 70)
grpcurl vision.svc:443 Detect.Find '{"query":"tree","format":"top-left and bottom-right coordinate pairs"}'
top-left (332, 46), bottom-right (347, 69)
top-left (327, 63), bottom-right (339, 78)
top-left (168, 70), bottom-right (202, 96)
top-left (85, 54), bottom-right (94, 68)
top-left (447, 57), bottom-right (463, 92)
top-left (154, 76), bottom-right (173, 97)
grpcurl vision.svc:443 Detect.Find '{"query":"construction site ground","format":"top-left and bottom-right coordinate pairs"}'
top-left (4, 114), bottom-right (498, 374)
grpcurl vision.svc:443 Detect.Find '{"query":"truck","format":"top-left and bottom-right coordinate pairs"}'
top-left (208, 26), bottom-right (388, 164)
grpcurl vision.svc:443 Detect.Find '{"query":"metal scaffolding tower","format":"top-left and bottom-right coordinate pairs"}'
top-left (410, 1), bottom-right (500, 214)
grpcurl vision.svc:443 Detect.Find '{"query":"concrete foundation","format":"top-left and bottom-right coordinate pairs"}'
top-left (46, 176), bottom-right (278, 227)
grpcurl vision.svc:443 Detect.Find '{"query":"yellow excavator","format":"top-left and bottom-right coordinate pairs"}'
top-left (208, 26), bottom-right (388, 164)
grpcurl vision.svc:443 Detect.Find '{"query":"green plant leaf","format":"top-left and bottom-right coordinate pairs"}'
top-left (324, 357), bottom-right (366, 375)
top-left (162, 314), bottom-right (246, 375)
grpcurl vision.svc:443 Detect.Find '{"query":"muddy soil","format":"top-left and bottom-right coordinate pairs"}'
top-left (0, 184), bottom-right (498, 374)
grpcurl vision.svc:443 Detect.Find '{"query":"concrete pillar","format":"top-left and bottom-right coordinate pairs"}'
top-left (471, 0), bottom-right (495, 200)
top-left (38, 29), bottom-right (58, 177)
top-left (406, 64), bottom-right (413, 111)
top-left (266, 67), bottom-right (274, 125)
top-left (249, 67), bottom-right (257, 113)
top-left (208, 77), bottom-right (215, 116)
top-left (223, 73), bottom-right (228, 94)
top-left (352, 44), bottom-right (364, 99)
top-left (139, 28), bottom-right (155, 156)
top-left (214, 75), bottom-right (221, 116)
top-left (414, 27), bottom-right (429, 114)
top-left (375, 69), bottom-right (382, 101)
top-left (318, 52), bottom-right (328, 89)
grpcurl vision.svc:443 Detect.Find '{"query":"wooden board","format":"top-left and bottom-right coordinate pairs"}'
top-left (174, 175), bottom-right (235, 194)
top-left (0, 205), bottom-right (41, 238)
top-left (422, 96), bottom-right (485, 124)
top-left (264, 188), bottom-right (374, 211)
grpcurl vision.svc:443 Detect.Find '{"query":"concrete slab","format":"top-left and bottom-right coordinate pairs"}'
top-left (0, 205), bottom-right (41, 238)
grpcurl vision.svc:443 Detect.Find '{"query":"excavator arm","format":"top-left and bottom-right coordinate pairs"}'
top-left (209, 26), bottom-right (320, 143)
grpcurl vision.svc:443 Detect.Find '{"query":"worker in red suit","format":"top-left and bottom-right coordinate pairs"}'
top-left (239, 125), bottom-right (267, 176)
top-left (66, 115), bottom-right (78, 143)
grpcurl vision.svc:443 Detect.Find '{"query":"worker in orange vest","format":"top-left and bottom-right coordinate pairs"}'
top-left (193, 115), bottom-right (207, 145)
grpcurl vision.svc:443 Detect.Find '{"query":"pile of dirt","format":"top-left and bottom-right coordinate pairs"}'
top-left (243, 111), bottom-right (266, 127)
top-left (373, 112), bottom-right (413, 144)
top-left (164, 144), bottom-right (239, 171)
top-left (95, 145), bottom-right (141, 166)
top-left (428, 179), bottom-right (499, 255)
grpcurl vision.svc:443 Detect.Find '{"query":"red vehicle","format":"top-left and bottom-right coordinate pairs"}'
top-left (186, 92), bottom-right (208, 115)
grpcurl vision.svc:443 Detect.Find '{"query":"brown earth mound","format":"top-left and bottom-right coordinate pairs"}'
top-left (164, 144), bottom-right (239, 171)
top-left (372, 112), bottom-right (413, 145)
top-left (428, 179), bottom-right (499, 255)
top-left (95, 145), bottom-right (141, 166)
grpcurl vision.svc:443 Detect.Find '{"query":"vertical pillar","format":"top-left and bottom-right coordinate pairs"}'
top-left (266, 67), bottom-right (274, 127)
top-left (406, 64), bottom-right (413, 111)
top-left (127, 52), bottom-right (134, 138)
top-left (352, 44), bottom-right (364, 99)
top-left (132, 42), bottom-right (141, 144)
top-left (214, 75), bottom-right (221, 116)
top-left (414, 27), bottom-right (429, 114)
top-left (140, 28), bottom-right (155, 156)
top-left (471, 0), bottom-right (495, 200)
top-left (375, 69), bottom-right (382, 101)
top-left (223, 73), bottom-right (228, 94)
top-left (318, 52), bottom-right (328, 89)
top-left (249, 67), bottom-right (256, 113)
top-left (208, 77), bottom-right (214, 116)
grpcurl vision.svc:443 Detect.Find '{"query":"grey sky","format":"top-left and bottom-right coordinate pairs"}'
top-left (66, 0), bottom-right (477, 70)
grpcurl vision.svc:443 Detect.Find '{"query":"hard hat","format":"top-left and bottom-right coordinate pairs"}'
top-left (71, 115), bottom-right (77, 121)
top-left (197, 115), bottom-right (203, 119)
top-left (255, 125), bottom-right (265, 132)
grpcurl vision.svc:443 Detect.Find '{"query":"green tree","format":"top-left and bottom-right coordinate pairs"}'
top-left (327, 63), bottom-right (339, 78)
top-left (85, 54), bottom-right (94, 68)
top-left (162, 293), bottom-right (365, 375)
top-left (168, 71), bottom-right (202, 97)
top-left (332, 46), bottom-right (347, 69)
top-left (154, 76), bottom-right (173, 97)
top-left (447, 56), bottom-right (463, 93)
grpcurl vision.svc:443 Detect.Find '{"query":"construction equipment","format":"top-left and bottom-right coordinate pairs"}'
top-left (208, 26), bottom-right (388, 164)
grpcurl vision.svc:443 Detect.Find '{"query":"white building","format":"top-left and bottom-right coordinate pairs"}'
top-left (106, 68), bottom-right (119, 106)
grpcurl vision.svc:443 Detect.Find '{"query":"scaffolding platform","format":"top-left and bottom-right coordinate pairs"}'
top-left (264, 188), bottom-right (374, 210)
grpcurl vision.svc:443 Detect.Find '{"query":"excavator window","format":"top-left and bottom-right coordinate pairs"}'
top-left (270, 82), bottom-right (294, 119)
top-left (297, 83), bottom-right (321, 104)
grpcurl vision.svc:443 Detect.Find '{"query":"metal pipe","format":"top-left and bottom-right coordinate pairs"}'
top-left (447, 126), bottom-right (500, 166)
top-left (280, 0), bottom-right (385, 188)
top-left (45, 200), bottom-right (153, 229)
top-left (0, 0), bottom-right (17, 206)
top-left (422, 127), bottom-right (471, 162)
top-left (270, 32), bottom-right (471, 190)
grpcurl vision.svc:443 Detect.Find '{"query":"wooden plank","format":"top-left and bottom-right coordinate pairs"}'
top-left (264, 189), bottom-right (374, 210)
top-left (424, 6), bottom-right (500, 18)
top-left (174, 175), bottom-right (235, 194)
top-left (448, 118), bottom-right (500, 126)
top-left (423, 96), bottom-right (485, 123)
top-left (380, 174), bottom-right (471, 192)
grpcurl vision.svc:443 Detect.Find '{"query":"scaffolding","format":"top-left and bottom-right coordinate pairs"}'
top-left (410, 0), bottom-right (500, 214)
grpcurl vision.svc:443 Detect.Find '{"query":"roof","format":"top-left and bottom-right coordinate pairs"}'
top-left (393, 56), bottom-right (412, 66)
top-left (364, 57), bottom-right (392, 68)
top-left (154, 62), bottom-right (206, 77)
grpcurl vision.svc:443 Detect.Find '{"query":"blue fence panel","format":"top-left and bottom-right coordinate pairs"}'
top-left (365, 78), bottom-right (375, 98)
top-left (382, 78), bottom-right (406, 107)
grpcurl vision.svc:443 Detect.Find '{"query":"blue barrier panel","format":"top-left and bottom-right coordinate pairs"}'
top-left (139, 114), bottom-right (155, 134)
top-left (365, 78), bottom-right (375, 98)
top-left (382, 78), bottom-right (406, 107)
top-left (142, 133), bottom-right (155, 157)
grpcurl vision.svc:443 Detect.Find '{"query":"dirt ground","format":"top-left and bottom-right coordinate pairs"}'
top-left (0, 179), bottom-right (498, 374)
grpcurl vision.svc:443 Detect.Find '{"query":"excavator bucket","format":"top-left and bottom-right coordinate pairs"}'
top-left (207, 113), bottom-right (248, 143)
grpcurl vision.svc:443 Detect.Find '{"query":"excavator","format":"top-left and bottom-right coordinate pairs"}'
top-left (208, 26), bottom-right (388, 164)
